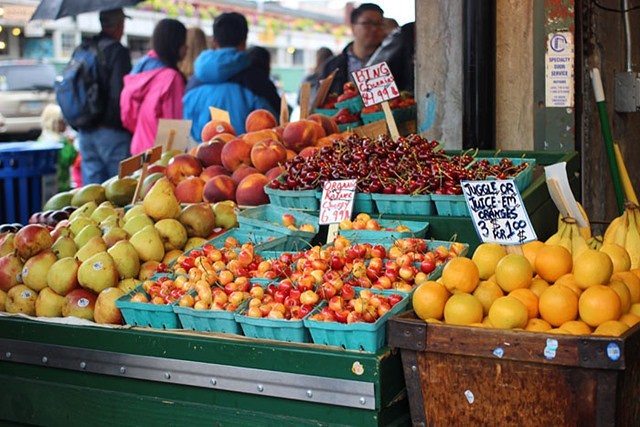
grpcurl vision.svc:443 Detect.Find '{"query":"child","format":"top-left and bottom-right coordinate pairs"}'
top-left (38, 104), bottom-right (80, 191)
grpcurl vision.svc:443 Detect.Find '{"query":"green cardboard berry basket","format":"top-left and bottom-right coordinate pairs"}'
top-left (337, 120), bottom-right (362, 132)
top-left (264, 185), bottom-right (320, 210)
top-left (314, 108), bottom-right (339, 117)
top-left (431, 194), bottom-right (469, 217)
top-left (335, 96), bottom-right (364, 114)
top-left (115, 284), bottom-right (182, 329)
top-left (237, 205), bottom-right (318, 247)
top-left (371, 193), bottom-right (435, 216)
top-left (339, 219), bottom-right (429, 241)
top-left (208, 228), bottom-right (290, 252)
top-left (474, 157), bottom-right (537, 191)
top-left (234, 299), bottom-right (313, 343)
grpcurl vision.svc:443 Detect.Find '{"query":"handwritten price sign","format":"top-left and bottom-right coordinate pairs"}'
top-left (319, 179), bottom-right (357, 225)
top-left (352, 61), bottom-right (399, 107)
top-left (461, 179), bottom-right (537, 245)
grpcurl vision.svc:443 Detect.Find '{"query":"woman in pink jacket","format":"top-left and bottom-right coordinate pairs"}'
top-left (121, 19), bottom-right (187, 155)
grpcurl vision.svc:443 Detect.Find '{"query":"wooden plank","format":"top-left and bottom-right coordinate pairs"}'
top-left (400, 350), bottom-right (427, 426)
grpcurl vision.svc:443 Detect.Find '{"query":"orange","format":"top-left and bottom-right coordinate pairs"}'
top-left (548, 328), bottom-right (571, 334)
top-left (535, 245), bottom-right (573, 283)
top-left (471, 243), bottom-right (507, 280)
top-left (592, 320), bottom-right (629, 337)
top-left (573, 249), bottom-right (613, 289)
top-left (412, 281), bottom-right (450, 321)
top-left (522, 240), bottom-right (545, 273)
top-left (494, 254), bottom-right (533, 292)
top-left (529, 277), bottom-right (550, 298)
top-left (487, 296), bottom-right (528, 329)
top-left (425, 318), bottom-right (443, 324)
top-left (482, 316), bottom-right (494, 327)
top-left (443, 293), bottom-right (483, 326)
top-left (508, 288), bottom-right (539, 319)
top-left (609, 280), bottom-right (632, 314)
top-left (441, 257), bottom-right (480, 294)
top-left (619, 313), bottom-right (640, 328)
top-left (555, 274), bottom-right (581, 297)
top-left (473, 280), bottom-right (504, 315)
top-left (631, 303), bottom-right (640, 317)
top-left (559, 320), bottom-right (592, 335)
top-left (578, 285), bottom-right (621, 327)
top-left (600, 243), bottom-right (631, 273)
top-left (525, 318), bottom-right (552, 332)
top-left (611, 272), bottom-right (640, 304)
top-left (538, 285), bottom-right (579, 327)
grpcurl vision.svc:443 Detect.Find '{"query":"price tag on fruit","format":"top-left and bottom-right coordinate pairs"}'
top-left (319, 179), bottom-right (357, 225)
top-left (461, 179), bottom-right (537, 245)
top-left (351, 61), bottom-right (400, 107)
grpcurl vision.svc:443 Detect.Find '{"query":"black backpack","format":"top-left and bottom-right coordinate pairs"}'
top-left (55, 38), bottom-right (115, 130)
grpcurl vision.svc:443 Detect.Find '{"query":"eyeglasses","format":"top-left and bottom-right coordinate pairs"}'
top-left (354, 21), bottom-right (384, 28)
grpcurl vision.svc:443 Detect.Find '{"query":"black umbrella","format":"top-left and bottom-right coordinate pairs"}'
top-left (30, 0), bottom-right (144, 21)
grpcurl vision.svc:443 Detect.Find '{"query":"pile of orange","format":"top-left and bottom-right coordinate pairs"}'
top-left (413, 242), bottom-right (640, 337)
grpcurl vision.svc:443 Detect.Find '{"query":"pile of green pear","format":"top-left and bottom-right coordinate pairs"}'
top-left (0, 177), bottom-right (238, 324)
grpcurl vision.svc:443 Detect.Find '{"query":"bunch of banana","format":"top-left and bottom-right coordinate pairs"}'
top-left (588, 235), bottom-right (603, 250)
top-left (546, 217), bottom-right (590, 261)
top-left (556, 202), bottom-right (591, 240)
top-left (603, 203), bottom-right (640, 268)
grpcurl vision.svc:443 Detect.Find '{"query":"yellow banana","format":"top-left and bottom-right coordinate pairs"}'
top-left (604, 215), bottom-right (622, 244)
top-left (546, 217), bottom-right (567, 246)
top-left (557, 203), bottom-right (591, 240)
top-left (569, 219), bottom-right (589, 260)
top-left (607, 209), bottom-right (629, 248)
top-left (588, 235), bottom-right (603, 250)
top-left (625, 207), bottom-right (640, 269)
top-left (558, 219), bottom-right (573, 252)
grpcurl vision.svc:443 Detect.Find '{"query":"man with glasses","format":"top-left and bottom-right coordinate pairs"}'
top-left (319, 3), bottom-right (386, 94)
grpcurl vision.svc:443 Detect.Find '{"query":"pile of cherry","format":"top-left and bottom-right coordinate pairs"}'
top-left (268, 134), bottom-right (530, 196)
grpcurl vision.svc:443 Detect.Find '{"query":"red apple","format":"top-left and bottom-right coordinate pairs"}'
top-left (197, 139), bottom-right (226, 167)
top-left (220, 138), bottom-right (252, 172)
top-left (14, 224), bottom-right (53, 260)
top-left (200, 165), bottom-right (231, 182)
top-left (250, 138), bottom-right (287, 173)
top-left (174, 176), bottom-right (205, 203)
top-left (165, 154), bottom-right (203, 185)
top-left (203, 175), bottom-right (237, 203)
top-left (235, 173), bottom-right (269, 206)
top-left (201, 120), bottom-right (235, 142)
top-left (245, 109), bottom-right (278, 132)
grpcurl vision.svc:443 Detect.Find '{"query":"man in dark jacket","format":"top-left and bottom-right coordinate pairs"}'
top-left (78, 8), bottom-right (132, 185)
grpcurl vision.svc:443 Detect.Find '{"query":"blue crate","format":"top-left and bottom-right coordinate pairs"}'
top-left (371, 193), bottom-right (435, 216)
top-left (237, 205), bottom-right (318, 246)
top-left (264, 185), bottom-right (320, 210)
top-left (174, 303), bottom-right (242, 334)
top-left (0, 142), bottom-right (62, 225)
top-left (354, 192), bottom-right (377, 214)
top-left (431, 194), bottom-right (469, 217)
top-left (339, 219), bottom-right (429, 242)
top-left (234, 299), bottom-right (312, 343)
top-left (115, 284), bottom-right (181, 329)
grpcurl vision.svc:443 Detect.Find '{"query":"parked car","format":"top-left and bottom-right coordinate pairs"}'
top-left (0, 60), bottom-right (57, 141)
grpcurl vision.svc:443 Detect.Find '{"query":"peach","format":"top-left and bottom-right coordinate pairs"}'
top-left (309, 120), bottom-right (326, 139)
top-left (165, 154), bottom-right (203, 185)
top-left (282, 119), bottom-right (319, 152)
top-left (316, 135), bottom-right (338, 147)
top-left (197, 139), bottom-right (225, 167)
top-left (245, 109), bottom-right (278, 133)
top-left (242, 129), bottom-right (281, 146)
top-left (213, 133), bottom-right (236, 143)
top-left (308, 113), bottom-right (339, 136)
top-left (203, 175), bottom-right (237, 203)
top-left (265, 166), bottom-right (285, 181)
top-left (231, 164), bottom-right (259, 185)
top-left (220, 138), bottom-right (252, 172)
top-left (146, 164), bottom-right (166, 175)
top-left (299, 146), bottom-right (319, 158)
top-left (174, 176), bottom-right (205, 203)
top-left (201, 120), bottom-right (236, 142)
top-left (200, 165), bottom-right (230, 182)
top-left (273, 125), bottom-right (285, 140)
top-left (286, 149), bottom-right (297, 160)
top-left (250, 138), bottom-right (287, 173)
top-left (235, 173), bottom-right (270, 206)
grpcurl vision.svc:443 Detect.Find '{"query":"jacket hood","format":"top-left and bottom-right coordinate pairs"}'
top-left (131, 50), bottom-right (166, 75)
top-left (194, 48), bottom-right (250, 84)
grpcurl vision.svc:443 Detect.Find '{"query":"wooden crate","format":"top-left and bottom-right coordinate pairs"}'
top-left (388, 311), bottom-right (640, 427)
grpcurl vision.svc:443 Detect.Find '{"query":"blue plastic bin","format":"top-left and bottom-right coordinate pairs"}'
top-left (0, 142), bottom-right (61, 225)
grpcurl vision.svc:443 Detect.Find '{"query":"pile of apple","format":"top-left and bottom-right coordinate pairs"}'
top-left (309, 289), bottom-right (404, 324)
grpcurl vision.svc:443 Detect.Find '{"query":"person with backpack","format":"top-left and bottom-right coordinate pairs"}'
top-left (120, 19), bottom-right (187, 156)
top-left (57, 8), bottom-right (132, 185)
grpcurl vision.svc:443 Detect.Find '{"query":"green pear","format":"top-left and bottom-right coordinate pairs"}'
top-left (103, 227), bottom-right (129, 248)
top-left (78, 252), bottom-right (119, 294)
top-left (0, 233), bottom-right (15, 257)
top-left (69, 216), bottom-right (96, 236)
top-left (118, 278), bottom-right (141, 293)
top-left (90, 205), bottom-right (118, 224)
top-left (142, 177), bottom-right (181, 221)
top-left (51, 236), bottom-right (77, 259)
top-left (47, 257), bottom-right (80, 295)
top-left (129, 225), bottom-right (165, 262)
top-left (154, 219), bottom-right (188, 251)
top-left (159, 150), bottom-right (182, 166)
top-left (123, 204), bottom-right (146, 222)
top-left (74, 236), bottom-right (107, 263)
top-left (5, 285), bottom-right (37, 315)
top-left (99, 214), bottom-right (124, 233)
top-left (0, 289), bottom-right (7, 311)
top-left (22, 249), bottom-right (58, 292)
top-left (184, 237), bottom-right (207, 251)
top-left (94, 287), bottom-right (125, 324)
top-left (123, 214), bottom-right (154, 236)
top-left (98, 200), bottom-right (115, 208)
top-left (35, 287), bottom-right (67, 317)
top-left (74, 224), bottom-right (102, 248)
top-left (107, 240), bottom-right (140, 279)
top-left (213, 201), bottom-right (239, 229)
top-left (69, 201), bottom-right (98, 221)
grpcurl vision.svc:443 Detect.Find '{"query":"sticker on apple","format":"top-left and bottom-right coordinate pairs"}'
top-left (93, 261), bottom-right (104, 271)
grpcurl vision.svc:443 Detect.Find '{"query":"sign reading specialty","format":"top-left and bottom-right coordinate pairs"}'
top-left (319, 179), bottom-right (357, 225)
top-left (461, 179), bottom-right (537, 245)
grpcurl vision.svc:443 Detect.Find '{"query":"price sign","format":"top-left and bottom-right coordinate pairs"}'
top-left (461, 179), bottom-right (537, 245)
top-left (351, 61), bottom-right (400, 107)
top-left (319, 179), bottom-right (357, 225)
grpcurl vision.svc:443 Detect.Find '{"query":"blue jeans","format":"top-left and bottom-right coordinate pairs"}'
top-left (78, 127), bottom-right (131, 185)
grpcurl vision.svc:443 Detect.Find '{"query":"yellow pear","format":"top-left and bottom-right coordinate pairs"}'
top-left (118, 278), bottom-right (141, 293)
top-left (47, 257), bottom-right (80, 296)
top-left (0, 233), bottom-right (15, 257)
top-left (123, 214), bottom-right (154, 236)
top-left (108, 240), bottom-right (141, 279)
top-left (129, 225), bottom-right (165, 262)
top-left (0, 289), bottom-right (7, 311)
top-left (184, 237), bottom-right (207, 251)
top-left (78, 252), bottom-right (119, 294)
top-left (74, 236), bottom-right (108, 263)
top-left (69, 201), bottom-right (98, 221)
top-left (138, 261), bottom-right (160, 281)
top-left (94, 287), bottom-right (125, 324)
top-left (99, 214), bottom-right (124, 233)
top-left (69, 216), bottom-right (95, 236)
top-left (154, 219), bottom-right (188, 251)
top-left (143, 177), bottom-right (181, 221)
top-left (103, 227), bottom-right (129, 248)
top-left (90, 205), bottom-right (118, 224)
top-left (51, 236), bottom-right (77, 259)
top-left (74, 224), bottom-right (102, 248)
top-left (35, 287), bottom-right (67, 317)
top-left (6, 285), bottom-right (37, 315)
top-left (124, 204), bottom-right (146, 222)
top-left (22, 249), bottom-right (58, 292)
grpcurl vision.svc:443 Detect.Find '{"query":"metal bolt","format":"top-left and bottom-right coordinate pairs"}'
top-left (359, 397), bottom-right (366, 405)
top-left (80, 362), bottom-right (86, 369)
top-left (120, 367), bottom-right (126, 374)
top-left (257, 384), bottom-right (264, 392)
top-left (306, 390), bottom-right (313, 398)
top-left (41, 356), bottom-right (48, 364)
top-left (5, 352), bottom-right (11, 359)
top-left (211, 378), bottom-right (217, 386)
top-left (164, 372), bottom-right (171, 380)
top-left (411, 365), bottom-right (417, 372)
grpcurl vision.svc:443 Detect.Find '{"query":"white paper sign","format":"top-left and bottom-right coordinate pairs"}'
top-left (319, 180), bottom-right (357, 225)
top-left (462, 179), bottom-right (537, 245)
top-left (545, 32), bottom-right (574, 108)
top-left (154, 119), bottom-right (192, 152)
top-left (351, 61), bottom-right (400, 107)
top-left (544, 162), bottom-right (588, 227)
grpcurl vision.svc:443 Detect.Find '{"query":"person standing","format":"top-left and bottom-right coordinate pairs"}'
top-left (77, 8), bottom-right (132, 185)
top-left (120, 19), bottom-right (187, 156)
top-left (183, 12), bottom-right (279, 141)
top-left (178, 27), bottom-right (207, 80)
